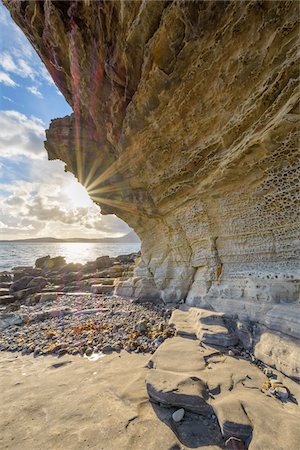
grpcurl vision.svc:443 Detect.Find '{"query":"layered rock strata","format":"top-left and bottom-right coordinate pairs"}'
top-left (4, 1), bottom-right (299, 374)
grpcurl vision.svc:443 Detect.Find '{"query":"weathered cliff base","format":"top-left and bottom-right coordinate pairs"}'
top-left (4, 1), bottom-right (299, 379)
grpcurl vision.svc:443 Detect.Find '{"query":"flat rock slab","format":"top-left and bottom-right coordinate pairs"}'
top-left (0, 295), bottom-right (15, 305)
top-left (151, 336), bottom-right (207, 373)
top-left (39, 292), bottom-right (64, 303)
top-left (213, 396), bottom-right (253, 442)
top-left (146, 370), bottom-right (212, 415)
top-left (169, 309), bottom-right (197, 338)
top-left (0, 288), bottom-right (10, 297)
top-left (198, 324), bottom-right (238, 347)
top-left (91, 284), bottom-right (113, 294)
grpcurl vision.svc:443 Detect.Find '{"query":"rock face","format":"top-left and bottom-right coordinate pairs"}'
top-left (4, 2), bottom-right (299, 370)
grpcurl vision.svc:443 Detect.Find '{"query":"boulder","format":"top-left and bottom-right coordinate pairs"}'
top-left (10, 276), bottom-right (34, 293)
top-left (95, 256), bottom-right (113, 270)
top-left (14, 287), bottom-right (38, 301)
top-left (35, 255), bottom-right (66, 270)
top-left (0, 272), bottom-right (13, 282)
top-left (27, 277), bottom-right (48, 290)
top-left (35, 255), bottom-right (50, 268)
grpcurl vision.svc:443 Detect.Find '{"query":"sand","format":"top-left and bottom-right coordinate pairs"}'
top-left (0, 351), bottom-right (186, 450)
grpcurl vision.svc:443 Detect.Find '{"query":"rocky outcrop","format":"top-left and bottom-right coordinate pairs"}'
top-left (4, 1), bottom-right (299, 374)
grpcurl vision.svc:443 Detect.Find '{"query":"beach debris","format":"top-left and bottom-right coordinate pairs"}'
top-left (172, 408), bottom-right (185, 422)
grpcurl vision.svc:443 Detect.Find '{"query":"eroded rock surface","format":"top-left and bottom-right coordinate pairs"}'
top-left (4, 1), bottom-right (299, 374)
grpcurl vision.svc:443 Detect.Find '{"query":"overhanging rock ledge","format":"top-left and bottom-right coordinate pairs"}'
top-left (4, 0), bottom-right (299, 377)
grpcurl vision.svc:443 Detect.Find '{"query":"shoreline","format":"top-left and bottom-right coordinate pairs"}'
top-left (0, 253), bottom-right (174, 358)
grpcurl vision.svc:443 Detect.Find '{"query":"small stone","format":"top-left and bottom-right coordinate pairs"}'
top-left (102, 345), bottom-right (113, 353)
top-left (275, 386), bottom-right (289, 400)
top-left (85, 346), bottom-right (93, 357)
top-left (228, 350), bottom-right (234, 356)
top-left (146, 360), bottom-right (154, 369)
top-left (263, 368), bottom-right (273, 377)
top-left (172, 408), bottom-right (185, 422)
top-left (135, 320), bottom-right (148, 333)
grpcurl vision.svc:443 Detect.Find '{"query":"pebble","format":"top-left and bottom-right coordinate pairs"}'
top-left (85, 346), bottom-right (93, 357)
top-left (172, 408), bottom-right (185, 422)
top-left (275, 386), bottom-right (289, 400)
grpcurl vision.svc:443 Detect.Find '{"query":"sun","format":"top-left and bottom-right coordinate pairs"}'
top-left (65, 179), bottom-right (94, 208)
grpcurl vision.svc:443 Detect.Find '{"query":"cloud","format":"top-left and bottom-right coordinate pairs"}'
top-left (0, 52), bottom-right (17, 72)
top-left (0, 71), bottom-right (18, 87)
top-left (2, 96), bottom-right (14, 103)
top-left (0, 155), bottom-right (131, 240)
top-left (0, 110), bottom-right (45, 158)
top-left (26, 86), bottom-right (43, 98)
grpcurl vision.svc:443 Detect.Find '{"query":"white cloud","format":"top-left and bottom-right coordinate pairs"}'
top-left (17, 58), bottom-right (35, 79)
top-left (0, 52), bottom-right (34, 79)
top-left (0, 167), bottom-right (131, 240)
top-left (2, 96), bottom-right (14, 103)
top-left (0, 110), bottom-right (45, 158)
top-left (26, 86), bottom-right (43, 98)
top-left (0, 52), bottom-right (17, 72)
top-left (0, 150), bottom-right (131, 240)
top-left (0, 71), bottom-right (18, 87)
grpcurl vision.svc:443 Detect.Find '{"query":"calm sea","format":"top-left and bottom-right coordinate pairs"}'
top-left (0, 242), bottom-right (141, 272)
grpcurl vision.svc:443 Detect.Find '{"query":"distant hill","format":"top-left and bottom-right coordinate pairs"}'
top-left (0, 230), bottom-right (141, 244)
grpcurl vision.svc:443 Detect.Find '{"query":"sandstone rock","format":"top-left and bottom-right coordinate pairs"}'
top-left (254, 330), bottom-right (300, 380)
top-left (10, 276), bottom-right (34, 293)
top-left (13, 287), bottom-right (38, 301)
top-left (95, 256), bottom-right (113, 270)
top-left (147, 371), bottom-right (211, 415)
top-left (0, 295), bottom-right (15, 305)
top-left (5, 0), bottom-right (299, 378)
top-left (0, 313), bottom-right (23, 330)
top-left (91, 284), bottom-right (113, 295)
top-left (0, 282), bottom-right (12, 289)
top-left (39, 292), bottom-right (61, 303)
top-left (0, 288), bottom-right (10, 297)
top-left (213, 397), bottom-right (253, 442)
top-left (35, 255), bottom-right (51, 268)
top-left (0, 272), bottom-right (12, 283)
top-left (27, 277), bottom-right (48, 290)
top-left (225, 437), bottom-right (245, 450)
top-left (116, 253), bottom-right (140, 264)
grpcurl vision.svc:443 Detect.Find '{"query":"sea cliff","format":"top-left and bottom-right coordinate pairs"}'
top-left (4, 0), bottom-right (299, 382)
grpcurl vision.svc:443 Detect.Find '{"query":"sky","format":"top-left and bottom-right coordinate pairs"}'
top-left (0, 4), bottom-right (131, 240)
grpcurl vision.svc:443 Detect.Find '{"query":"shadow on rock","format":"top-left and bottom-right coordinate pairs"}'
top-left (150, 402), bottom-right (224, 448)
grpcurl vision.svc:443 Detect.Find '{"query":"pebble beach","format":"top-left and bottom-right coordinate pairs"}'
top-left (0, 253), bottom-right (175, 358)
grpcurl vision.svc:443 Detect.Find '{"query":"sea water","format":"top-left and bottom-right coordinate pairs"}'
top-left (0, 242), bottom-right (141, 271)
